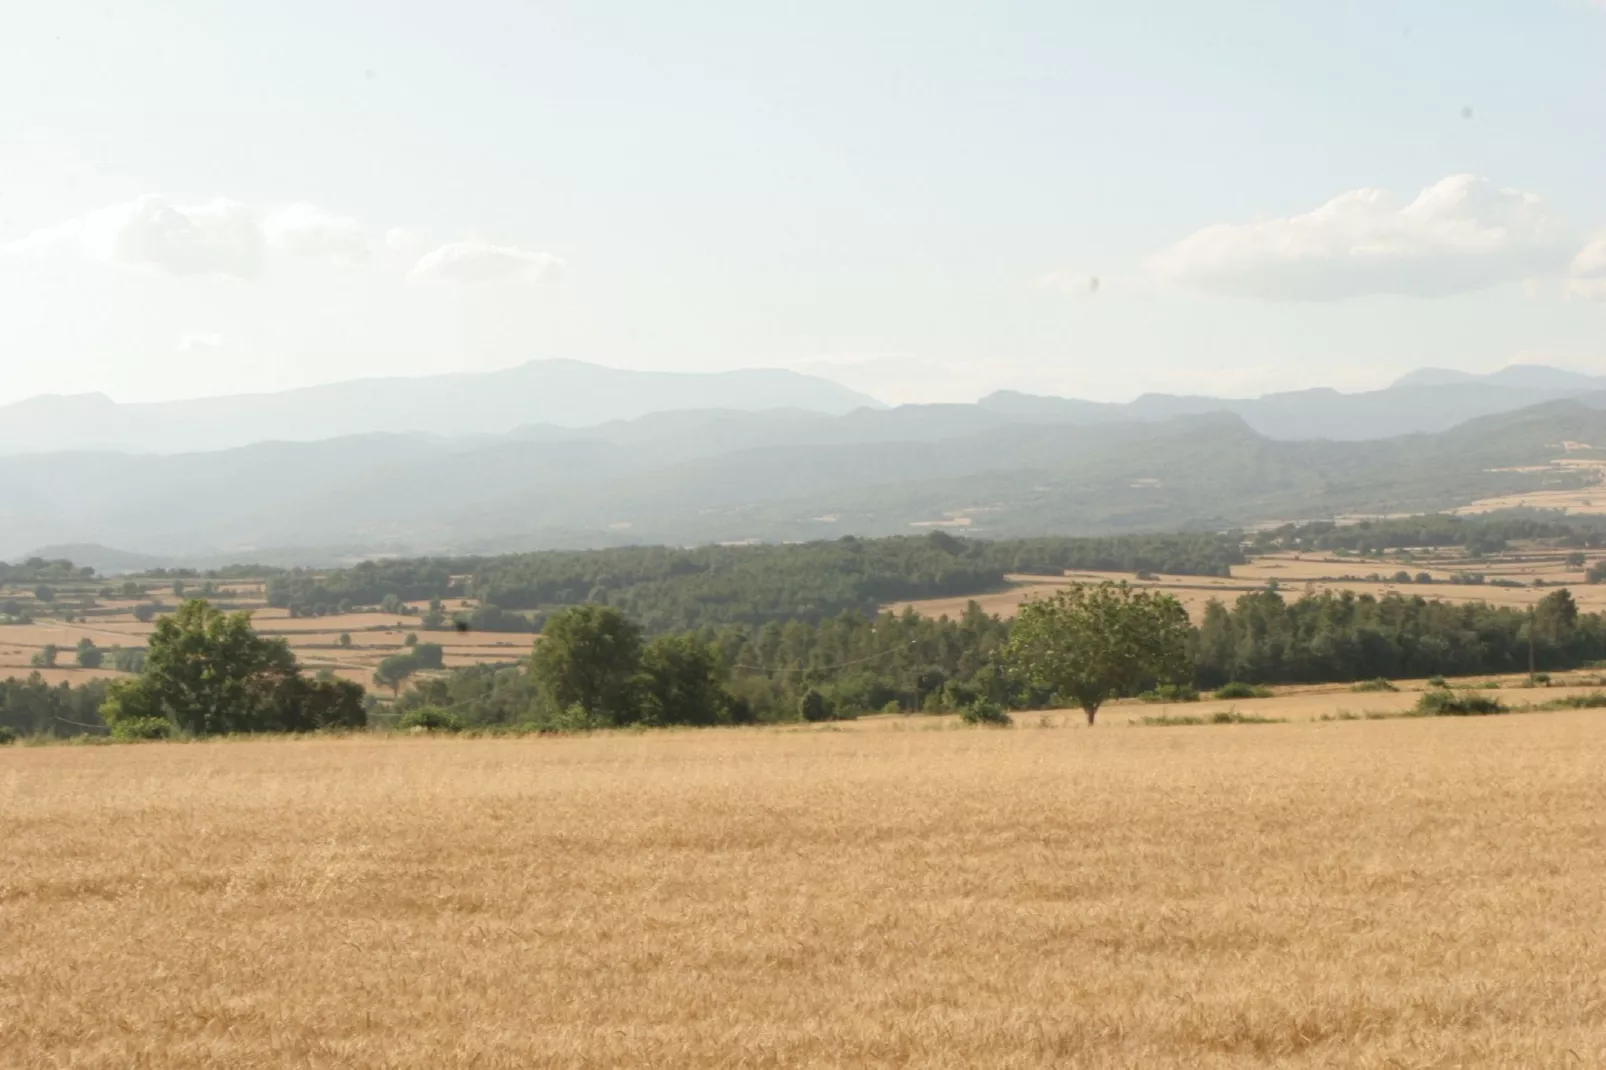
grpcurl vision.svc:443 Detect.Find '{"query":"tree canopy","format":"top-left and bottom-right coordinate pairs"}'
top-left (100, 600), bottom-right (365, 736)
top-left (1004, 583), bottom-right (1191, 724)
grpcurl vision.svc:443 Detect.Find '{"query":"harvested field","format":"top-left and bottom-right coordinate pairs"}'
top-left (886, 548), bottom-right (1606, 622)
top-left (6, 709), bottom-right (1606, 1067)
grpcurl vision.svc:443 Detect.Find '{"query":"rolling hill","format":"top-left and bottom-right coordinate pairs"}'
top-left (6, 394), bottom-right (1606, 565)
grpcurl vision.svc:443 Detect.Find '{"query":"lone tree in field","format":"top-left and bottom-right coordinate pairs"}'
top-left (101, 599), bottom-right (365, 736)
top-left (1003, 581), bottom-right (1191, 725)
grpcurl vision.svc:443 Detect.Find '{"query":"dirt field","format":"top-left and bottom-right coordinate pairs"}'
top-left (6, 709), bottom-right (1606, 1068)
top-left (886, 548), bottom-right (1606, 622)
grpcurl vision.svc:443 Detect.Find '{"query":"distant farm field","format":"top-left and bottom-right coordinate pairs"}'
top-left (886, 548), bottom-right (1606, 621)
top-left (6, 710), bottom-right (1606, 1067)
top-left (0, 585), bottom-right (530, 690)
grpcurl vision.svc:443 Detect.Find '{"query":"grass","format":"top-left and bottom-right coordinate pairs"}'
top-left (7, 715), bottom-right (1606, 1067)
top-left (1139, 709), bottom-right (1286, 726)
top-left (1349, 677), bottom-right (1398, 693)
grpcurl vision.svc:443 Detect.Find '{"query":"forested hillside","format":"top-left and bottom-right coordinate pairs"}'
top-left (7, 396), bottom-right (1606, 563)
top-left (265, 532), bottom-right (1245, 631)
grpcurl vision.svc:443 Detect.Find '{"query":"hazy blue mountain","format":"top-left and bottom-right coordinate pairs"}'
top-left (1392, 365), bottom-right (1606, 391)
top-left (0, 360), bottom-right (884, 456)
top-left (980, 364), bottom-right (1606, 440)
top-left (7, 396), bottom-right (1606, 565)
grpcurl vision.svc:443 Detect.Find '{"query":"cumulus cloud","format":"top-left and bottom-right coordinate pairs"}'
top-left (1569, 234), bottom-right (1606, 299)
top-left (8, 195), bottom-right (265, 278)
top-left (263, 204), bottom-right (367, 263)
top-left (407, 240), bottom-right (564, 285)
top-left (1148, 174), bottom-right (1575, 300)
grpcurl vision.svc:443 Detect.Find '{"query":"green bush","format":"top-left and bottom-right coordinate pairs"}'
top-left (1212, 682), bottom-right (1273, 700)
top-left (111, 716), bottom-right (173, 741)
top-left (0, 725), bottom-right (16, 745)
top-left (1415, 690), bottom-right (1506, 717)
top-left (799, 688), bottom-right (834, 723)
top-left (1140, 710), bottom-right (1284, 727)
top-left (1427, 675), bottom-right (1448, 688)
top-left (1137, 683), bottom-right (1200, 703)
top-left (1350, 677), bottom-right (1398, 693)
top-left (960, 699), bottom-right (1012, 727)
top-left (398, 706), bottom-right (465, 733)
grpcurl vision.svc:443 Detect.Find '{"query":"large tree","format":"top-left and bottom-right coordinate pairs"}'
top-left (101, 599), bottom-right (365, 736)
top-left (1003, 582), bottom-right (1191, 725)
top-left (530, 604), bottom-right (643, 725)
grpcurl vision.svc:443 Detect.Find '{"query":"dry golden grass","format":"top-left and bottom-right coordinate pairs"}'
top-left (6, 713), bottom-right (1606, 1067)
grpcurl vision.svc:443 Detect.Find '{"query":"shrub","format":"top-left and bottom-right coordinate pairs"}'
top-left (1529, 672), bottom-right (1551, 687)
top-left (0, 726), bottom-right (16, 745)
top-left (1140, 710), bottom-right (1284, 727)
top-left (1427, 675), bottom-right (1448, 688)
top-left (1415, 571), bottom-right (1434, 584)
top-left (132, 603), bottom-right (159, 623)
top-left (398, 706), bottom-right (465, 733)
top-left (1416, 690), bottom-right (1506, 717)
top-left (1213, 682), bottom-right (1273, 700)
top-left (961, 699), bottom-right (1012, 727)
top-left (1138, 683), bottom-right (1200, 703)
top-left (799, 688), bottom-right (834, 723)
top-left (1350, 677), bottom-right (1398, 693)
top-left (111, 716), bottom-right (173, 741)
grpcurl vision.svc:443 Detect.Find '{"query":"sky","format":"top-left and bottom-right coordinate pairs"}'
top-left (3, 0), bottom-right (1605, 407)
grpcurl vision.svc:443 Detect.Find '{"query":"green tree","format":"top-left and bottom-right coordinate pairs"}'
top-left (338, 632), bottom-right (352, 649)
top-left (799, 687), bottom-right (833, 722)
top-left (34, 584), bottom-right (55, 604)
top-left (638, 633), bottom-right (729, 726)
top-left (530, 605), bottom-right (643, 725)
top-left (1003, 582), bottom-right (1191, 725)
top-left (373, 654), bottom-right (419, 697)
top-left (75, 638), bottom-right (103, 669)
top-left (31, 644), bottom-right (58, 668)
top-left (100, 599), bottom-right (364, 736)
top-left (132, 603), bottom-right (158, 623)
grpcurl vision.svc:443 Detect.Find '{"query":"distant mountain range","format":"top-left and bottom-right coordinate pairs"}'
top-left (4, 361), bottom-right (1600, 457)
top-left (0, 360), bottom-right (884, 456)
top-left (8, 389), bottom-right (1606, 567)
top-left (977, 364), bottom-right (1606, 441)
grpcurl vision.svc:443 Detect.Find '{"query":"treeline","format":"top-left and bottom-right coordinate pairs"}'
top-left (401, 602), bottom-right (1035, 729)
top-left (265, 532), bottom-right (1244, 633)
top-left (401, 586), bottom-right (1606, 730)
top-left (0, 557), bottom-right (96, 584)
top-left (1251, 513), bottom-right (1606, 555)
top-left (1193, 588), bottom-right (1599, 686)
top-left (0, 674), bottom-right (111, 738)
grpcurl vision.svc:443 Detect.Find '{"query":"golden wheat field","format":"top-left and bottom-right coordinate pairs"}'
top-left (6, 711), bottom-right (1606, 1068)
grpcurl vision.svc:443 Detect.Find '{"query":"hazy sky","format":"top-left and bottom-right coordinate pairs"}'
top-left (4, 1), bottom-right (1606, 406)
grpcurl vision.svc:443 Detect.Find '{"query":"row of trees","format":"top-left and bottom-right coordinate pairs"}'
top-left (404, 584), bottom-right (1606, 731)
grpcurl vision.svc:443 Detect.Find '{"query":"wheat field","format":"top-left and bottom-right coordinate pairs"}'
top-left (5, 712), bottom-right (1606, 1067)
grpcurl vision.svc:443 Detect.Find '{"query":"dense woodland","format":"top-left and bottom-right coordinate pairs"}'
top-left (264, 532), bottom-right (1244, 631)
top-left (1250, 513), bottom-right (1606, 555)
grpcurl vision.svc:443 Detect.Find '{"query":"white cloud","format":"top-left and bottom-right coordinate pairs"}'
top-left (1569, 234), bottom-right (1606, 299)
top-left (1148, 174), bottom-right (1575, 300)
top-left (264, 204), bottom-right (367, 263)
top-left (175, 330), bottom-right (224, 353)
top-left (7, 195), bottom-right (265, 279)
top-left (407, 240), bottom-right (564, 286)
